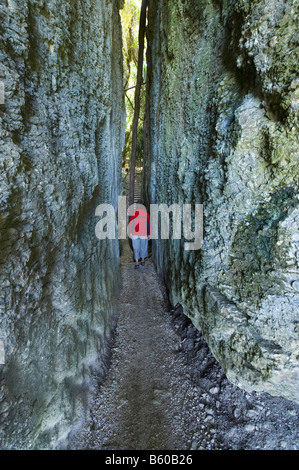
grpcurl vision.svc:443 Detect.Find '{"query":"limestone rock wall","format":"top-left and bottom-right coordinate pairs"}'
top-left (144, 0), bottom-right (299, 403)
top-left (0, 0), bottom-right (125, 449)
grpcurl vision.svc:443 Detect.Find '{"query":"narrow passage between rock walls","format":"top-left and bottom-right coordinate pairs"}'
top-left (71, 173), bottom-right (210, 450)
top-left (72, 234), bottom-right (299, 450)
top-left (71, 175), bottom-right (299, 451)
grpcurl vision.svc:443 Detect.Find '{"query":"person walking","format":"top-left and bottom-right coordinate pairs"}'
top-left (129, 208), bottom-right (151, 269)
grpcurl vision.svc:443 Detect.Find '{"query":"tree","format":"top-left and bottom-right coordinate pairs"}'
top-left (129, 0), bottom-right (147, 206)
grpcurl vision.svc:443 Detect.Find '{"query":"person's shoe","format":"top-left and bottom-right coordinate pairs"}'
top-left (134, 264), bottom-right (139, 269)
top-left (141, 261), bottom-right (145, 266)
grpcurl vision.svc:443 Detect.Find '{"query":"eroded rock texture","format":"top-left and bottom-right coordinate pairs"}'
top-left (0, 0), bottom-right (125, 449)
top-left (144, 0), bottom-right (299, 403)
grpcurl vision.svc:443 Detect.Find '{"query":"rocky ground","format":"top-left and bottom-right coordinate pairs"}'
top-left (71, 237), bottom-right (299, 450)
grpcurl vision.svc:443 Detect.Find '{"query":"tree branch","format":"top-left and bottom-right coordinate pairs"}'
top-left (125, 82), bottom-right (146, 93)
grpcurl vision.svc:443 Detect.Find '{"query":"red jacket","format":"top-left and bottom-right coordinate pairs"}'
top-left (129, 209), bottom-right (151, 237)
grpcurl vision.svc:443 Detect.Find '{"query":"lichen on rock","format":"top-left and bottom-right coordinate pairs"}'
top-left (144, 0), bottom-right (299, 403)
top-left (0, 0), bottom-right (125, 449)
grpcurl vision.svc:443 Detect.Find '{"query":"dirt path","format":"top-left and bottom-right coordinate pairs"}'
top-left (76, 240), bottom-right (208, 450)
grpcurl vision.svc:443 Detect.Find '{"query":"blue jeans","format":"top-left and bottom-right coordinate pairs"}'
top-left (132, 237), bottom-right (148, 261)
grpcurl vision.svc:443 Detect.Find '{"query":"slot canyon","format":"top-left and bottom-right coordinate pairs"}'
top-left (0, 0), bottom-right (298, 451)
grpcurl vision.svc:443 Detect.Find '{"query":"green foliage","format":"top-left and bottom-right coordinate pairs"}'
top-left (121, 1), bottom-right (146, 166)
top-left (121, 0), bottom-right (140, 87)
